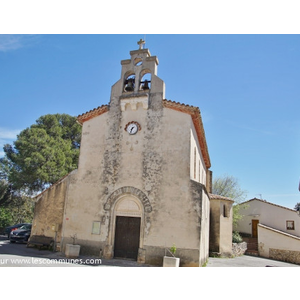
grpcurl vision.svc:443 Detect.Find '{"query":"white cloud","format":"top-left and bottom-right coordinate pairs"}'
top-left (0, 128), bottom-right (20, 139)
top-left (0, 34), bottom-right (39, 52)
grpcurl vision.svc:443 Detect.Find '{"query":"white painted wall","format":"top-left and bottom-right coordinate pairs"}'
top-left (236, 199), bottom-right (300, 237)
top-left (190, 127), bottom-right (206, 185)
top-left (199, 189), bottom-right (210, 265)
top-left (258, 224), bottom-right (300, 260)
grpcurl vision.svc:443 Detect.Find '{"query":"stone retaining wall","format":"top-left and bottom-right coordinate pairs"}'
top-left (258, 224), bottom-right (300, 265)
top-left (232, 242), bottom-right (247, 257)
top-left (269, 248), bottom-right (300, 265)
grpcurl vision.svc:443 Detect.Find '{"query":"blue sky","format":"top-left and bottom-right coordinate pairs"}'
top-left (0, 34), bottom-right (299, 209)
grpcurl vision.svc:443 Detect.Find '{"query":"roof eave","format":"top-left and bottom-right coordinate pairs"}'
top-left (77, 105), bottom-right (109, 125)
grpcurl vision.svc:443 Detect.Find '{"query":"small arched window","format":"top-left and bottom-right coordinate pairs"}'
top-left (222, 203), bottom-right (229, 218)
top-left (134, 58), bottom-right (143, 66)
top-left (223, 204), bottom-right (227, 217)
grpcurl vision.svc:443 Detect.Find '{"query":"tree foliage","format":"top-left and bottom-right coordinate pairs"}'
top-left (212, 174), bottom-right (247, 229)
top-left (212, 175), bottom-right (247, 203)
top-left (1, 114), bottom-right (81, 193)
top-left (294, 202), bottom-right (300, 211)
top-left (0, 179), bottom-right (34, 228)
top-left (0, 207), bottom-right (13, 229)
top-left (0, 180), bottom-right (12, 206)
top-left (0, 196), bottom-right (34, 228)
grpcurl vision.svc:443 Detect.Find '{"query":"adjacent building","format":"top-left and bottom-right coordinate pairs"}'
top-left (236, 198), bottom-right (300, 264)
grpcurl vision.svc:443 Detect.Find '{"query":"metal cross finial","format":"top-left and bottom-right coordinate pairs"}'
top-left (137, 39), bottom-right (145, 50)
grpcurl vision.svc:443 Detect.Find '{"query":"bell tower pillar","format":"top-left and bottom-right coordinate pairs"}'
top-left (109, 39), bottom-right (165, 111)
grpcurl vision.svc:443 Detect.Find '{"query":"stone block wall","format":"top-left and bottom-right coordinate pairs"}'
top-left (232, 242), bottom-right (247, 257)
top-left (269, 248), bottom-right (300, 265)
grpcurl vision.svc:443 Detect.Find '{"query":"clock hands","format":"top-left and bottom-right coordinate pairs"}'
top-left (125, 122), bottom-right (140, 135)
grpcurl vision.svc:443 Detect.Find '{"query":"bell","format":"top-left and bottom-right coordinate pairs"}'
top-left (142, 79), bottom-right (149, 90)
top-left (125, 79), bottom-right (134, 91)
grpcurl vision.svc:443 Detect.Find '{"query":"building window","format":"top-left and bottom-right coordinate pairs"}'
top-left (221, 203), bottom-right (229, 218)
top-left (223, 204), bottom-right (227, 217)
top-left (92, 221), bottom-right (101, 234)
top-left (194, 147), bottom-right (196, 179)
top-left (286, 220), bottom-right (295, 230)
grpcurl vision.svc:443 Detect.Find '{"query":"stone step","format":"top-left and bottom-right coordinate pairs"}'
top-left (242, 237), bottom-right (258, 251)
top-left (247, 244), bottom-right (258, 251)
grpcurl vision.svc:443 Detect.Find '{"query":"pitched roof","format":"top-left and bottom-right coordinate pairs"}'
top-left (241, 198), bottom-right (296, 213)
top-left (77, 104), bottom-right (109, 125)
top-left (209, 193), bottom-right (234, 202)
top-left (76, 99), bottom-right (211, 169)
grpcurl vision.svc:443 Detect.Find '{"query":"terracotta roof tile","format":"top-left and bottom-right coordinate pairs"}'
top-left (77, 105), bottom-right (109, 125)
top-left (209, 193), bottom-right (234, 202)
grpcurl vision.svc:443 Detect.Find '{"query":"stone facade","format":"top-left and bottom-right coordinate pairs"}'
top-left (30, 171), bottom-right (76, 248)
top-left (30, 41), bottom-right (230, 266)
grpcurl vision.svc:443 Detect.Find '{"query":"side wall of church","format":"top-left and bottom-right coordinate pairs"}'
top-left (190, 122), bottom-right (207, 186)
top-left (30, 172), bottom-right (75, 245)
top-left (199, 188), bottom-right (210, 265)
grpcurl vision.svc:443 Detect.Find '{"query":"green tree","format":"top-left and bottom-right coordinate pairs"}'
top-left (0, 179), bottom-right (34, 228)
top-left (1, 114), bottom-right (81, 193)
top-left (0, 180), bottom-right (11, 206)
top-left (8, 194), bottom-right (34, 224)
top-left (294, 202), bottom-right (300, 212)
top-left (212, 174), bottom-right (247, 229)
top-left (0, 207), bottom-right (13, 229)
top-left (0, 195), bottom-right (34, 228)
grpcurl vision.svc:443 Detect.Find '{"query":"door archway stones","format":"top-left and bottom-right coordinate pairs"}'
top-left (103, 186), bottom-right (151, 262)
top-left (104, 186), bottom-right (152, 213)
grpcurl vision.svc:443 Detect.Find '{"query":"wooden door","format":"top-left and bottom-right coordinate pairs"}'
top-left (252, 219), bottom-right (259, 238)
top-left (114, 216), bottom-right (141, 260)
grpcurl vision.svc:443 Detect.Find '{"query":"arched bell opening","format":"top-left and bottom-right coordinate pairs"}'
top-left (124, 74), bottom-right (135, 92)
top-left (139, 72), bottom-right (151, 91)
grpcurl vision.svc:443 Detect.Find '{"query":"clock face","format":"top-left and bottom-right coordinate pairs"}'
top-left (127, 123), bottom-right (138, 135)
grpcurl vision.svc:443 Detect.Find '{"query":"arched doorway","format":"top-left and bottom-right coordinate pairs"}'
top-left (113, 196), bottom-right (143, 260)
top-left (103, 186), bottom-right (151, 261)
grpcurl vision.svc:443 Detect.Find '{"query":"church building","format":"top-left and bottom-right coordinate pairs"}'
top-left (30, 40), bottom-right (233, 266)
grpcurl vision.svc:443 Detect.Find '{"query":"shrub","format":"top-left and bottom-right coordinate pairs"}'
top-left (170, 244), bottom-right (176, 255)
top-left (232, 231), bottom-right (243, 243)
